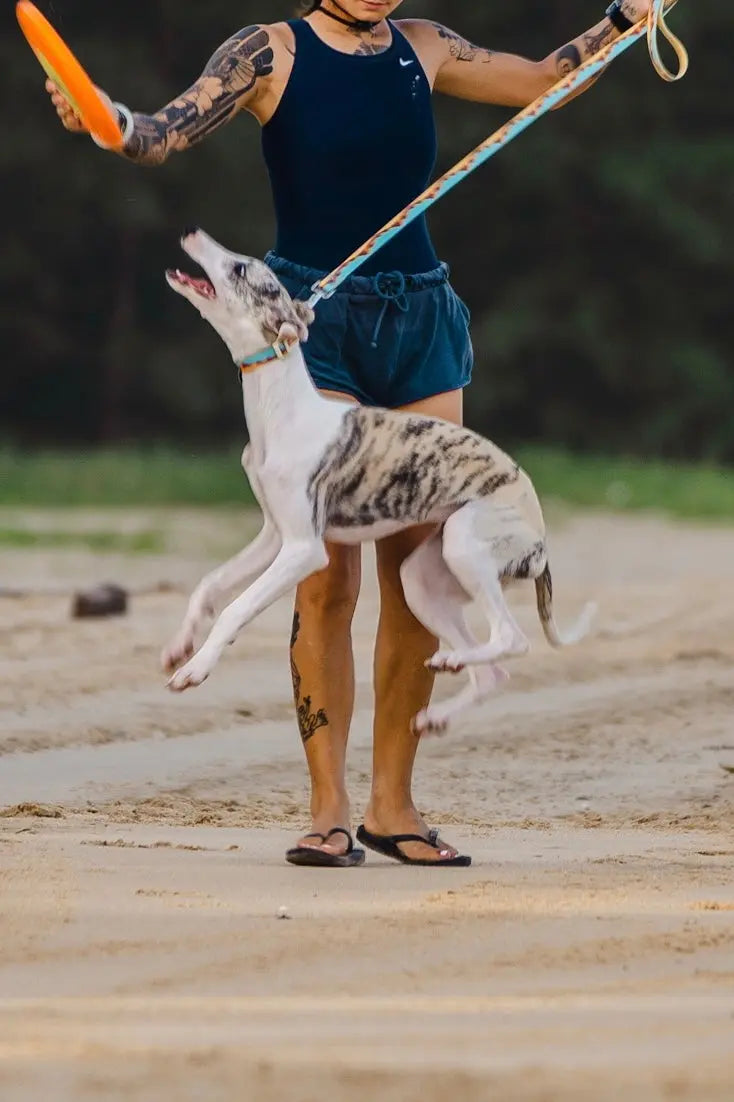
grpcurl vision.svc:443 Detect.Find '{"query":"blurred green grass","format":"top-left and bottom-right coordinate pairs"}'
top-left (516, 446), bottom-right (734, 522)
top-left (1, 445), bottom-right (733, 522)
top-left (0, 446), bottom-right (254, 508)
top-left (0, 527), bottom-right (164, 552)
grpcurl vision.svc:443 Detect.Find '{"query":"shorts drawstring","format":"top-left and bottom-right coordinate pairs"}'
top-left (370, 271), bottom-right (410, 348)
top-left (262, 252), bottom-right (470, 407)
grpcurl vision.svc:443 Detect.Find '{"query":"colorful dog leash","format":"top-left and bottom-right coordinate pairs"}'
top-left (306, 0), bottom-right (688, 309)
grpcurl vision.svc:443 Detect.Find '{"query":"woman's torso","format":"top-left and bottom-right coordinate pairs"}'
top-left (259, 19), bottom-right (439, 275)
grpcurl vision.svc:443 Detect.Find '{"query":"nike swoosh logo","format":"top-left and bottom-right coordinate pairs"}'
top-left (399, 58), bottom-right (415, 67)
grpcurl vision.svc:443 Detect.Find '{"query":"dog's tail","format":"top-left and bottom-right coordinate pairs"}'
top-left (534, 565), bottom-right (596, 648)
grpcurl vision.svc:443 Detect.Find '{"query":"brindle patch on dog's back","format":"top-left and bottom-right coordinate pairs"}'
top-left (307, 408), bottom-right (519, 531)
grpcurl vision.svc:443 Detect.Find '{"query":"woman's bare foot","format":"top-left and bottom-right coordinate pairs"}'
top-left (294, 811), bottom-right (353, 857)
top-left (362, 800), bottom-right (462, 863)
top-left (285, 794), bottom-right (364, 865)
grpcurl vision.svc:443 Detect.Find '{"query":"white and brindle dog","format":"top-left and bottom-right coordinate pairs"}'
top-left (162, 229), bottom-right (594, 734)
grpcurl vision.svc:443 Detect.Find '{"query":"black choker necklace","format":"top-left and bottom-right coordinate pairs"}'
top-left (313, 1), bottom-right (380, 33)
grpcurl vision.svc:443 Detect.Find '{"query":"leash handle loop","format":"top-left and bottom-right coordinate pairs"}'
top-left (647, 0), bottom-right (688, 82)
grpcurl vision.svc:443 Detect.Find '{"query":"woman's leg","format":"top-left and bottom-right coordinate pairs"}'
top-left (289, 389), bottom-right (362, 858)
top-left (364, 388), bottom-right (466, 862)
top-left (289, 543), bottom-right (362, 856)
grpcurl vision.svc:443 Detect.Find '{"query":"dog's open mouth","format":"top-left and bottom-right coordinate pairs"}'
top-left (166, 269), bottom-right (216, 299)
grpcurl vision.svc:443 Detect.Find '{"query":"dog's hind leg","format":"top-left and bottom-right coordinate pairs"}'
top-left (400, 533), bottom-right (509, 736)
top-left (432, 501), bottom-right (531, 671)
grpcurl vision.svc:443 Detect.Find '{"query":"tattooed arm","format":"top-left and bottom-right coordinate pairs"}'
top-left (47, 24), bottom-right (280, 165)
top-left (401, 2), bottom-right (651, 108)
top-left (120, 25), bottom-right (276, 165)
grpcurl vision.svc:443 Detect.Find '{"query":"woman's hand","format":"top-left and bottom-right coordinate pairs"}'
top-left (45, 78), bottom-right (87, 133)
top-left (45, 79), bottom-right (123, 149)
top-left (620, 0), bottom-right (653, 22)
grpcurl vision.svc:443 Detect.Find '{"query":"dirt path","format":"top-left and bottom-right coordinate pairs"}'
top-left (1, 507), bottom-right (733, 1100)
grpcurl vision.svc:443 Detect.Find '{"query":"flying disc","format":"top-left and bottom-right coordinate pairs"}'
top-left (16, 0), bottom-right (123, 150)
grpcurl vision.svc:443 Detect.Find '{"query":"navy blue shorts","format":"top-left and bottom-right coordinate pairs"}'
top-left (265, 251), bottom-right (473, 408)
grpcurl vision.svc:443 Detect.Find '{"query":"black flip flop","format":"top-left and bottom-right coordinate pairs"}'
top-left (285, 827), bottom-right (366, 868)
top-left (356, 825), bottom-right (471, 867)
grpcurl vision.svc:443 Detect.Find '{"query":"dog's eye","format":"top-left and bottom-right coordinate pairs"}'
top-left (232, 261), bottom-right (247, 279)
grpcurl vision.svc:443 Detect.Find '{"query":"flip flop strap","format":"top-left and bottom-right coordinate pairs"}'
top-left (389, 832), bottom-right (440, 849)
top-left (324, 827), bottom-right (354, 854)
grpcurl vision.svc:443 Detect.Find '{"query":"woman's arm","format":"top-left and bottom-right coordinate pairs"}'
top-left (404, 2), bottom-right (650, 108)
top-left (48, 24), bottom-right (278, 166)
top-left (122, 25), bottom-right (276, 165)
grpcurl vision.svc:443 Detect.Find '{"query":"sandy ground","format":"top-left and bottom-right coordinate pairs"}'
top-left (1, 505), bottom-right (733, 1101)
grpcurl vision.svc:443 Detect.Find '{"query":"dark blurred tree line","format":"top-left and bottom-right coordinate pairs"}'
top-left (1, 0), bottom-right (730, 458)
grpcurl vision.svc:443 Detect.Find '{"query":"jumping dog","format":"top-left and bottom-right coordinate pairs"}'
top-left (162, 229), bottom-right (594, 734)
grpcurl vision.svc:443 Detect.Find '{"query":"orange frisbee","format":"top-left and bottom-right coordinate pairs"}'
top-left (16, 0), bottom-right (123, 150)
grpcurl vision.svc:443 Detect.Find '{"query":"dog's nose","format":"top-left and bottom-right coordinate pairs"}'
top-left (182, 226), bottom-right (199, 239)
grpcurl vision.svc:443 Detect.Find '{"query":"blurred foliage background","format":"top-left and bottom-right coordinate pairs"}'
top-left (2, 0), bottom-right (729, 460)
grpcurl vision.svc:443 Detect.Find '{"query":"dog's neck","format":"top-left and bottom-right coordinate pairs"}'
top-left (238, 341), bottom-right (324, 459)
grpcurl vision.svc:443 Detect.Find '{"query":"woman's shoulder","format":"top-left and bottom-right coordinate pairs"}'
top-left (393, 18), bottom-right (441, 42)
top-left (224, 21), bottom-right (295, 54)
top-left (394, 19), bottom-right (445, 84)
top-left (266, 21), bottom-right (297, 52)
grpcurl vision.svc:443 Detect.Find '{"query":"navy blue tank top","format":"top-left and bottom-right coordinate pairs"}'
top-left (261, 19), bottom-right (439, 276)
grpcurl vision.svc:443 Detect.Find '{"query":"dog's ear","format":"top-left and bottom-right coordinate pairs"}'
top-left (280, 301), bottom-right (312, 344)
top-left (263, 297), bottom-right (312, 344)
top-left (276, 300), bottom-right (313, 344)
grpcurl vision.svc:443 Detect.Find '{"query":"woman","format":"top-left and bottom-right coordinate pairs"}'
top-left (49, 0), bottom-right (650, 867)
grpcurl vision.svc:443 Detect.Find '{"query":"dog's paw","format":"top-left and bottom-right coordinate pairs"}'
top-left (425, 650), bottom-right (465, 674)
top-left (161, 629), bottom-right (196, 674)
top-left (412, 706), bottom-right (450, 738)
top-left (166, 651), bottom-right (214, 693)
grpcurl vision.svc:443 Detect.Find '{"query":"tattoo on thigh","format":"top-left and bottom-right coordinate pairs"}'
top-left (290, 611), bottom-right (329, 744)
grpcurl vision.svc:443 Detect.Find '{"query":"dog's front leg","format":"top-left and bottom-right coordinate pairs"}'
top-left (167, 539), bottom-right (328, 692)
top-left (161, 520), bottom-right (282, 675)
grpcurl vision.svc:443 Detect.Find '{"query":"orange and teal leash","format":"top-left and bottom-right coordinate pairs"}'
top-left (306, 0), bottom-right (688, 309)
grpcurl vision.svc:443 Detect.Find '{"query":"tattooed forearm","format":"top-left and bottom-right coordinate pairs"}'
top-left (582, 22), bottom-right (618, 57)
top-left (289, 611), bottom-right (328, 745)
top-left (122, 25), bottom-right (274, 165)
top-left (620, 0), bottom-right (644, 21)
top-left (552, 15), bottom-right (617, 81)
top-left (434, 24), bottom-right (493, 65)
top-left (555, 43), bottom-right (582, 77)
top-left (434, 3), bottom-right (643, 105)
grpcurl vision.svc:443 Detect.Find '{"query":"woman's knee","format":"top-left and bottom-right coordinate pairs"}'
top-left (296, 544), bottom-right (361, 622)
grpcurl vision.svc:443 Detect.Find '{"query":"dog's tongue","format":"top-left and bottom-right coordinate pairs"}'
top-left (168, 269), bottom-right (215, 298)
